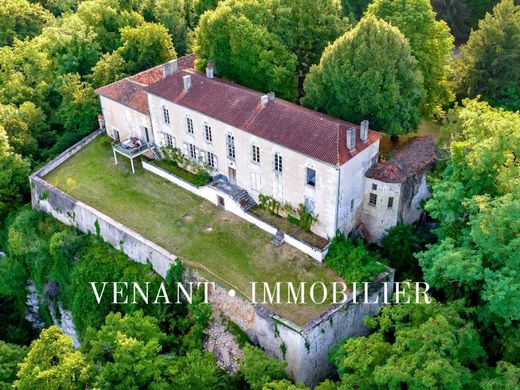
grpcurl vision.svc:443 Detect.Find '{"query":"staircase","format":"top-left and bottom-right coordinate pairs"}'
top-left (232, 189), bottom-right (256, 211)
top-left (149, 143), bottom-right (164, 160)
top-left (271, 230), bottom-right (285, 246)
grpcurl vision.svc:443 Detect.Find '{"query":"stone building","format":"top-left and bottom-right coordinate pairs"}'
top-left (95, 54), bottom-right (436, 242)
top-left (362, 136), bottom-right (439, 242)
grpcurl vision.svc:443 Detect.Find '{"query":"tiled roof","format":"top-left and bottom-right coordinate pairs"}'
top-left (366, 136), bottom-right (438, 183)
top-left (145, 69), bottom-right (382, 166)
top-left (94, 54), bottom-right (195, 114)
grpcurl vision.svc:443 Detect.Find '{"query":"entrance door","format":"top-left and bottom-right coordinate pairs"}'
top-left (228, 167), bottom-right (237, 184)
top-left (144, 127), bottom-right (150, 143)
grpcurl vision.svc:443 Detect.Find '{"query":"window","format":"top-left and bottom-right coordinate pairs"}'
top-left (306, 168), bottom-right (316, 187)
top-left (226, 134), bottom-right (235, 159)
top-left (204, 124), bottom-right (212, 142)
top-left (251, 172), bottom-right (261, 191)
top-left (188, 143), bottom-right (197, 160)
top-left (387, 197), bottom-right (394, 209)
top-left (165, 133), bottom-right (175, 147)
top-left (369, 193), bottom-right (377, 206)
top-left (304, 197), bottom-right (315, 215)
top-left (252, 145), bottom-right (260, 164)
top-left (186, 117), bottom-right (194, 134)
top-left (274, 153), bottom-right (283, 173)
top-left (206, 151), bottom-right (217, 169)
top-left (163, 107), bottom-right (170, 124)
top-left (350, 199), bottom-right (355, 211)
top-left (372, 183), bottom-right (378, 191)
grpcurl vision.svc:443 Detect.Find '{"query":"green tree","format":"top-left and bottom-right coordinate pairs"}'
top-left (302, 15), bottom-right (423, 135)
top-left (163, 349), bottom-right (221, 388)
top-left (0, 127), bottom-right (30, 222)
top-left (341, 0), bottom-right (372, 19)
top-left (416, 99), bottom-right (520, 328)
top-left (14, 326), bottom-right (91, 390)
top-left (453, 0), bottom-right (520, 111)
top-left (432, 0), bottom-right (471, 42)
top-left (331, 296), bottom-right (486, 389)
top-left (149, 0), bottom-right (189, 55)
top-left (194, 5), bottom-right (297, 100)
top-left (0, 0), bottom-right (53, 46)
top-left (241, 345), bottom-right (287, 390)
top-left (90, 51), bottom-right (127, 88)
top-left (325, 232), bottom-right (385, 283)
top-left (367, 0), bottom-right (454, 117)
top-left (0, 103), bottom-right (42, 158)
top-left (117, 22), bottom-right (176, 74)
top-left (0, 341), bottom-right (27, 389)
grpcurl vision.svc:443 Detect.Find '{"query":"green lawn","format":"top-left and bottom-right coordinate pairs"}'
top-left (45, 136), bottom-right (341, 326)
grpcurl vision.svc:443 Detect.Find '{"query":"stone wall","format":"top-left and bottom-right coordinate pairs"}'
top-left (30, 132), bottom-right (394, 386)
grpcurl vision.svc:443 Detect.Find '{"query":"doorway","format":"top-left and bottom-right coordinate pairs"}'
top-left (228, 167), bottom-right (237, 184)
top-left (144, 127), bottom-right (150, 143)
top-left (217, 196), bottom-right (225, 208)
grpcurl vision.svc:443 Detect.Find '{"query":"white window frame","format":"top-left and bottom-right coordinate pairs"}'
top-left (369, 193), bottom-right (377, 206)
top-left (252, 144), bottom-right (260, 164)
top-left (306, 167), bottom-right (316, 187)
top-left (226, 133), bottom-right (235, 160)
top-left (274, 153), bottom-right (283, 173)
top-left (162, 106), bottom-right (170, 124)
top-left (164, 133), bottom-right (175, 147)
top-left (205, 151), bottom-right (217, 169)
top-left (186, 116), bottom-right (194, 134)
top-left (187, 143), bottom-right (197, 160)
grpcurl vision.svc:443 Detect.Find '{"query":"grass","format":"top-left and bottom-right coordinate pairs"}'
top-left (379, 118), bottom-right (441, 157)
top-left (45, 136), bottom-right (342, 326)
top-left (249, 206), bottom-right (329, 249)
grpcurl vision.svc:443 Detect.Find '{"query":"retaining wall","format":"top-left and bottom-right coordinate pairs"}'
top-left (30, 131), bottom-right (394, 387)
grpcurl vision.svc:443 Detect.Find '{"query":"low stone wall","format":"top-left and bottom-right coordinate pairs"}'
top-left (30, 132), bottom-right (394, 386)
top-left (142, 161), bottom-right (328, 262)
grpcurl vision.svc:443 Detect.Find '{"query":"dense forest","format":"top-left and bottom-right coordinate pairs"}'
top-left (0, 0), bottom-right (518, 388)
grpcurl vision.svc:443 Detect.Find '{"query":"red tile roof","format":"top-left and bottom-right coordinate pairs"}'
top-left (94, 54), bottom-right (195, 114)
top-left (365, 136), bottom-right (438, 183)
top-left (146, 69), bottom-right (382, 166)
top-left (95, 53), bottom-right (382, 166)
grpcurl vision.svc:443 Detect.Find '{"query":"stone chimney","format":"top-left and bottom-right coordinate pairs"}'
top-left (162, 59), bottom-right (179, 78)
top-left (346, 127), bottom-right (356, 151)
top-left (183, 75), bottom-right (192, 91)
top-left (260, 94), bottom-right (269, 108)
top-left (360, 120), bottom-right (369, 142)
top-left (267, 92), bottom-right (275, 102)
top-left (206, 63), bottom-right (214, 79)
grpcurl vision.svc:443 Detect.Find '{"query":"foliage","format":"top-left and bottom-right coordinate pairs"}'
top-left (0, 341), bottom-right (27, 389)
top-left (453, 0), bottom-right (520, 111)
top-left (341, 0), bottom-right (371, 19)
top-left (156, 147), bottom-right (212, 187)
top-left (367, 0), bottom-right (454, 117)
top-left (381, 223), bottom-right (435, 280)
top-left (90, 51), bottom-right (128, 88)
top-left (0, 127), bottom-right (30, 222)
top-left (331, 295), bottom-right (487, 389)
top-left (258, 194), bottom-right (282, 215)
top-left (0, 0), bottom-right (53, 47)
top-left (241, 345), bottom-right (287, 390)
top-left (296, 203), bottom-right (318, 232)
top-left (302, 15), bottom-right (423, 135)
top-left (14, 326), bottom-right (92, 390)
top-left (432, 0), bottom-right (471, 42)
top-left (162, 349), bottom-right (221, 388)
top-left (325, 232), bottom-right (385, 283)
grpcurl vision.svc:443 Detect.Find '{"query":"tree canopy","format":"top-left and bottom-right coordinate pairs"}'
top-left (453, 0), bottom-right (520, 111)
top-left (302, 15), bottom-right (424, 135)
top-left (367, 0), bottom-right (454, 117)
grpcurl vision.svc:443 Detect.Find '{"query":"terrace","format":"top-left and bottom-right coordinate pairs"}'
top-left (44, 136), bottom-right (342, 325)
top-left (111, 137), bottom-right (150, 173)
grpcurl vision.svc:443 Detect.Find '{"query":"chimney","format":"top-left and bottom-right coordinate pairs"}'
top-left (162, 59), bottom-right (179, 78)
top-left (206, 63), bottom-right (214, 79)
top-left (260, 94), bottom-right (269, 108)
top-left (183, 75), bottom-right (192, 91)
top-left (346, 127), bottom-right (356, 151)
top-left (360, 120), bottom-right (369, 142)
top-left (267, 92), bottom-right (275, 102)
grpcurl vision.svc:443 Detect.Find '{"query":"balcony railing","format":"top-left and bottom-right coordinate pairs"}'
top-left (112, 139), bottom-right (150, 158)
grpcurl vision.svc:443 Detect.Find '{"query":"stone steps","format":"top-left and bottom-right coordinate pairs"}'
top-left (232, 189), bottom-right (256, 211)
top-left (271, 229), bottom-right (285, 246)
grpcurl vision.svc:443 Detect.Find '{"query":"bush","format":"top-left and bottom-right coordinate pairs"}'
top-left (326, 232), bottom-right (385, 282)
top-left (241, 345), bottom-right (287, 390)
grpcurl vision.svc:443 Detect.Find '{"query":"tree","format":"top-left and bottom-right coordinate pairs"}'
top-left (416, 99), bottom-right (520, 328)
top-left (0, 126), bottom-right (30, 222)
top-left (341, 0), bottom-right (372, 19)
top-left (148, 0), bottom-right (189, 55)
top-left (163, 350), bottom-right (221, 388)
top-left (90, 52), bottom-right (127, 88)
top-left (325, 232), bottom-right (385, 283)
top-left (0, 103), bottom-right (41, 158)
top-left (367, 0), bottom-right (454, 117)
top-left (331, 295), bottom-right (487, 389)
top-left (453, 0), bottom-right (520, 111)
top-left (194, 5), bottom-right (297, 100)
top-left (241, 345), bottom-right (287, 390)
top-left (14, 326), bottom-right (91, 390)
top-left (117, 22), bottom-right (176, 74)
top-left (432, 0), bottom-right (471, 42)
top-left (302, 15), bottom-right (424, 135)
top-left (0, 341), bottom-right (27, 389)
top-left (0, 0), bottom-right (53, 46)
